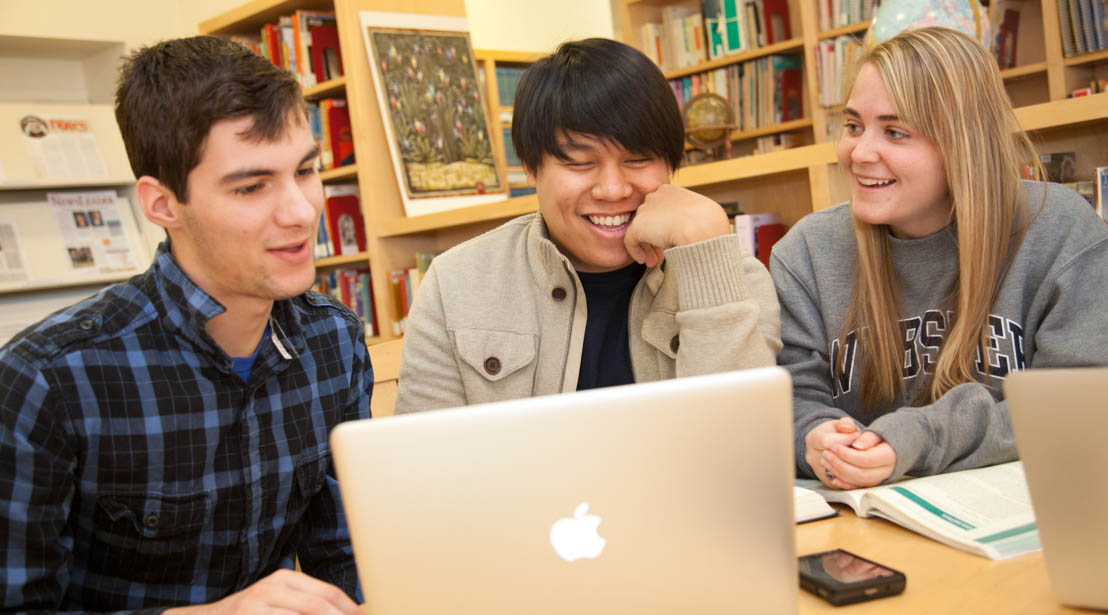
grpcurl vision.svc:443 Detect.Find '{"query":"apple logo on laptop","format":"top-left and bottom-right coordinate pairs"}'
top-left (550, 502), bottom-right (606, 562)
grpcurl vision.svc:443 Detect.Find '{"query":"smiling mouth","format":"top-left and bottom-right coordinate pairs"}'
top-left (585, 212), bottom-right (633, 230)
top-left (857, 177), bottom-right (895, 187)
top-left (271, 241), bottom-right (307, 253)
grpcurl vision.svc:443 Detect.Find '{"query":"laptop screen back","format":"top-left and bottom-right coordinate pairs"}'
top-left (1006, 367), bottom-right (1108, 611)
top-left (331, 367), bottom-right (798, 614)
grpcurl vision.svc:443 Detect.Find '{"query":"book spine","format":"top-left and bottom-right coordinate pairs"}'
top-left (1069, 0), bottom-right (1088, 54)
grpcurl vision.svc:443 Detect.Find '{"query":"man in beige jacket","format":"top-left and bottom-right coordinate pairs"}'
top-left (396, 38), bottom-right (781, 412)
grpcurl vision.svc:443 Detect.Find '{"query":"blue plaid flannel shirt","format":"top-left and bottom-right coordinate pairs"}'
top-left (0, 242), bottom-right (371, 613)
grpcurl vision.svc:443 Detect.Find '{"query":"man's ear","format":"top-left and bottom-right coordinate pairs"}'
top-left (135, 176), bottom-right (181, 230)
top-left (525, 165), bottom-right (538, 187)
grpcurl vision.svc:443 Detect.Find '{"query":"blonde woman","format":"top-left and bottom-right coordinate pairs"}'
top-left (771, 27), bottom-right (1108, 490)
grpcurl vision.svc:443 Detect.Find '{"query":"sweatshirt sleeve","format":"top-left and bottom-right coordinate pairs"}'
top-left (870, 227), bottom-right (1108, 482)
top-left (769, 248), bottom-right (861, 478)
top-left (663, 234), bottom-right (782, 376)
top-left (394, 263), bottom-right (468, 413)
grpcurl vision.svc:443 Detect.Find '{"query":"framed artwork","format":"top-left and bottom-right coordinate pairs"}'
top-left (361, 11), bottom-right (507, 217)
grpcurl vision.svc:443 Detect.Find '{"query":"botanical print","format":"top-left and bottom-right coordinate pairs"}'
top-left (370, 30), bottom-right (501, 198)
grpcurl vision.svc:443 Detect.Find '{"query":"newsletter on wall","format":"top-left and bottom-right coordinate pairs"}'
top-left (0, 222), bottom-right (29, 283)
top-left (47, 191), bottom-right (138, 274)
top-left (21, 115), bottom-right (110, 180)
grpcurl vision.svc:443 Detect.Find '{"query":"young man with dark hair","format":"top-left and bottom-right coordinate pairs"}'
top-left (396, 38), bottom-right (780, 411)
top-left (0, 36), bottom-right (368, 613)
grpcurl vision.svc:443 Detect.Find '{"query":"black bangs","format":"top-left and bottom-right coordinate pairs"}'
top-left (512, 38), bottom-right (684, 172)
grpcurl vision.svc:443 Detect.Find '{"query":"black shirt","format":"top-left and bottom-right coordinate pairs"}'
top-left (576, 262), bottom-right (647, 391)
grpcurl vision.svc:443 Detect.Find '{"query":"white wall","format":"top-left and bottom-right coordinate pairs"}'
top-left (0, 0), bottom-right (615, 52)
top-left (464, 0), bottom-right (614, 52)
top-left (0, 1), bottom-right (183, 50)
top-left (178, 0), bottom-right (614, 50)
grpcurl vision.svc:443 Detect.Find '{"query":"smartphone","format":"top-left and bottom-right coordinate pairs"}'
top-left (798, 549), bottom-right (906, 606)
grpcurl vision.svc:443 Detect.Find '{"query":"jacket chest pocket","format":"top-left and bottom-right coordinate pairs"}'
top-left (453, 328), bottom-right (538, 403)
top-left (91, 490), bottom-right (209, 585)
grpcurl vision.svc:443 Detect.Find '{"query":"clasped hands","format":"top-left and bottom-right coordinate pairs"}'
top-left (806, 417), bottom-right (897, 490)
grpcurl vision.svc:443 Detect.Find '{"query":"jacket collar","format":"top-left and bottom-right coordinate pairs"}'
top-left (525, 213), bottom-right (665, 295)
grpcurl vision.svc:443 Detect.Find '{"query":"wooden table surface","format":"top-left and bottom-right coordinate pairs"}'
top-left (796, 506), bottom-right (1095, 614)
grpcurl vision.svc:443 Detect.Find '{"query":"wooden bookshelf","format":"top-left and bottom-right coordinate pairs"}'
top-left (1063, 48), bottom-right (1108, 67)
top-left (615, 0), bottom-right (1108, 238)
top-left (196, 0), bottom-right (1108, 343)
top-left (663, 37), bottom-right (805, 79)
top-left (474, 49), bottom-right (541, 193)
top-left (377, 194), bottom-right (538, 237)
top-left (202, 0), bottom-right (535, 343)
top-left (303, 75), bottom-right (347, 99)
top-left (817, 21), bottom-right (868, 41)
top-left (319, 163), bottom-right (358, 182)
top-left (317, 251), bottom-right (370, 268)
top-left (1001, 62), bottom-right (1049, 80)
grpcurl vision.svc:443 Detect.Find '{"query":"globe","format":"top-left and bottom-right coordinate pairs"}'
top-left (867, 0), bottom-right (990, 46)
top-left (683, 92), bottom-right (734, 150)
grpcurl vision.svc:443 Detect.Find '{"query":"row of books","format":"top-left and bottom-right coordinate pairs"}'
top-left (229, 10), bottom-right (344, 89)
top-left (308, 98), bottom-right (355, 171)
top-left (494, 65), bottom-right (527, 108)
top-left (641, 0), bottom-right (792, 71)
top-left (817, 0), bottom-right (880, 32)
top-left (1071, 77), bottom-right (1108, 97)
top-left (1057, 0), bottom-right (1108, 57)
top-left (733, 212), bottom-right (785, 268)
top-left (387, 252), bottom-right (440, 336)
top-left (314, 267), bottom-right (378, 338)
top-left (990, 1), bottom-right (1023, 69)
top-left (754, 132), bottom-right (797, 155)
top-left (813, 35), bottom-right (865, 108)
top-left (315, 184), bottom-right (365, 260)
top-left (670, 55), bottom-right (803, 133)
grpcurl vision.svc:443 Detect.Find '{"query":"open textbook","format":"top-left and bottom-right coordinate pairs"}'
top-left (794, 485), bottom-right (838, 524)
top-left (796, 461), bottom-right (1040, 560)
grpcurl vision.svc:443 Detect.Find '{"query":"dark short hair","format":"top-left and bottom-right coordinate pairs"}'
top-left (511, 38), bottom-right (684, 173)
top-left (115, 36), bottom-right (305, 203)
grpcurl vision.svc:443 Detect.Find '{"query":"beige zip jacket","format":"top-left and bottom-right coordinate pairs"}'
top-left (395, 213), bottom-right (782, 413)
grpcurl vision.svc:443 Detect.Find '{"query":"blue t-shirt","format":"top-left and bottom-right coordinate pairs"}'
top-left (230, 324), bottom-right (269, 382)
top-left (576, 262), bottom-right (647, 391)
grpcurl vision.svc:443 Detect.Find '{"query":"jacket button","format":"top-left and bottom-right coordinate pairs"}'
top-left (79, 319), bottom-right (95, 331)
top-left (484, 356), bottom-right (502, 375)
top-left (669, 335), bottom-right (680, 353)
top-left (144, 513), bottom-right (159, 529)
top-left (551, 286), bottom-right (567, 301)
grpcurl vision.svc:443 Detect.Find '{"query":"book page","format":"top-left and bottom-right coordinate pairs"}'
top-left (793, 485), bottom-right (837, 524)
top-left (800, 463), bottom-right (1040, 560)
top-left (796, 478), bottom-right (869, 512)
top-left (870, 462), bottom-right (1039, 559)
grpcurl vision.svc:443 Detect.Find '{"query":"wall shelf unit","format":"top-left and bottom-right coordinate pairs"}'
top-left (616, 0), bottom-right (1108, 239)
top-left (197, 0), bottom-right (1108, 345)
top-left (202, 0), bottom-right (542, 343)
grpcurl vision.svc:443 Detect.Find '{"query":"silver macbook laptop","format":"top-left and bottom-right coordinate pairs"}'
top-left (331, 367), bottom-right (797, 614)
top-left (1006, 367), bottom-right (1108, 611)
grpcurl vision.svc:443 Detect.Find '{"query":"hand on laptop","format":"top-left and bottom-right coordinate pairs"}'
top-left (624, 184), bottom-right (731, 267)
top-left (163, 569), bottom-right (362, 615)
top-left (809, 419), bottom-right (897, 490)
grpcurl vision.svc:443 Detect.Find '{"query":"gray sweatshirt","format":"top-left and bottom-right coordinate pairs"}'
top-left (771, 181), bottom-right (1108, 482)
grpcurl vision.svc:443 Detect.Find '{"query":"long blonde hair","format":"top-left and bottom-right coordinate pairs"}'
top-left (836, 27), bottom-right (1041, 410)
